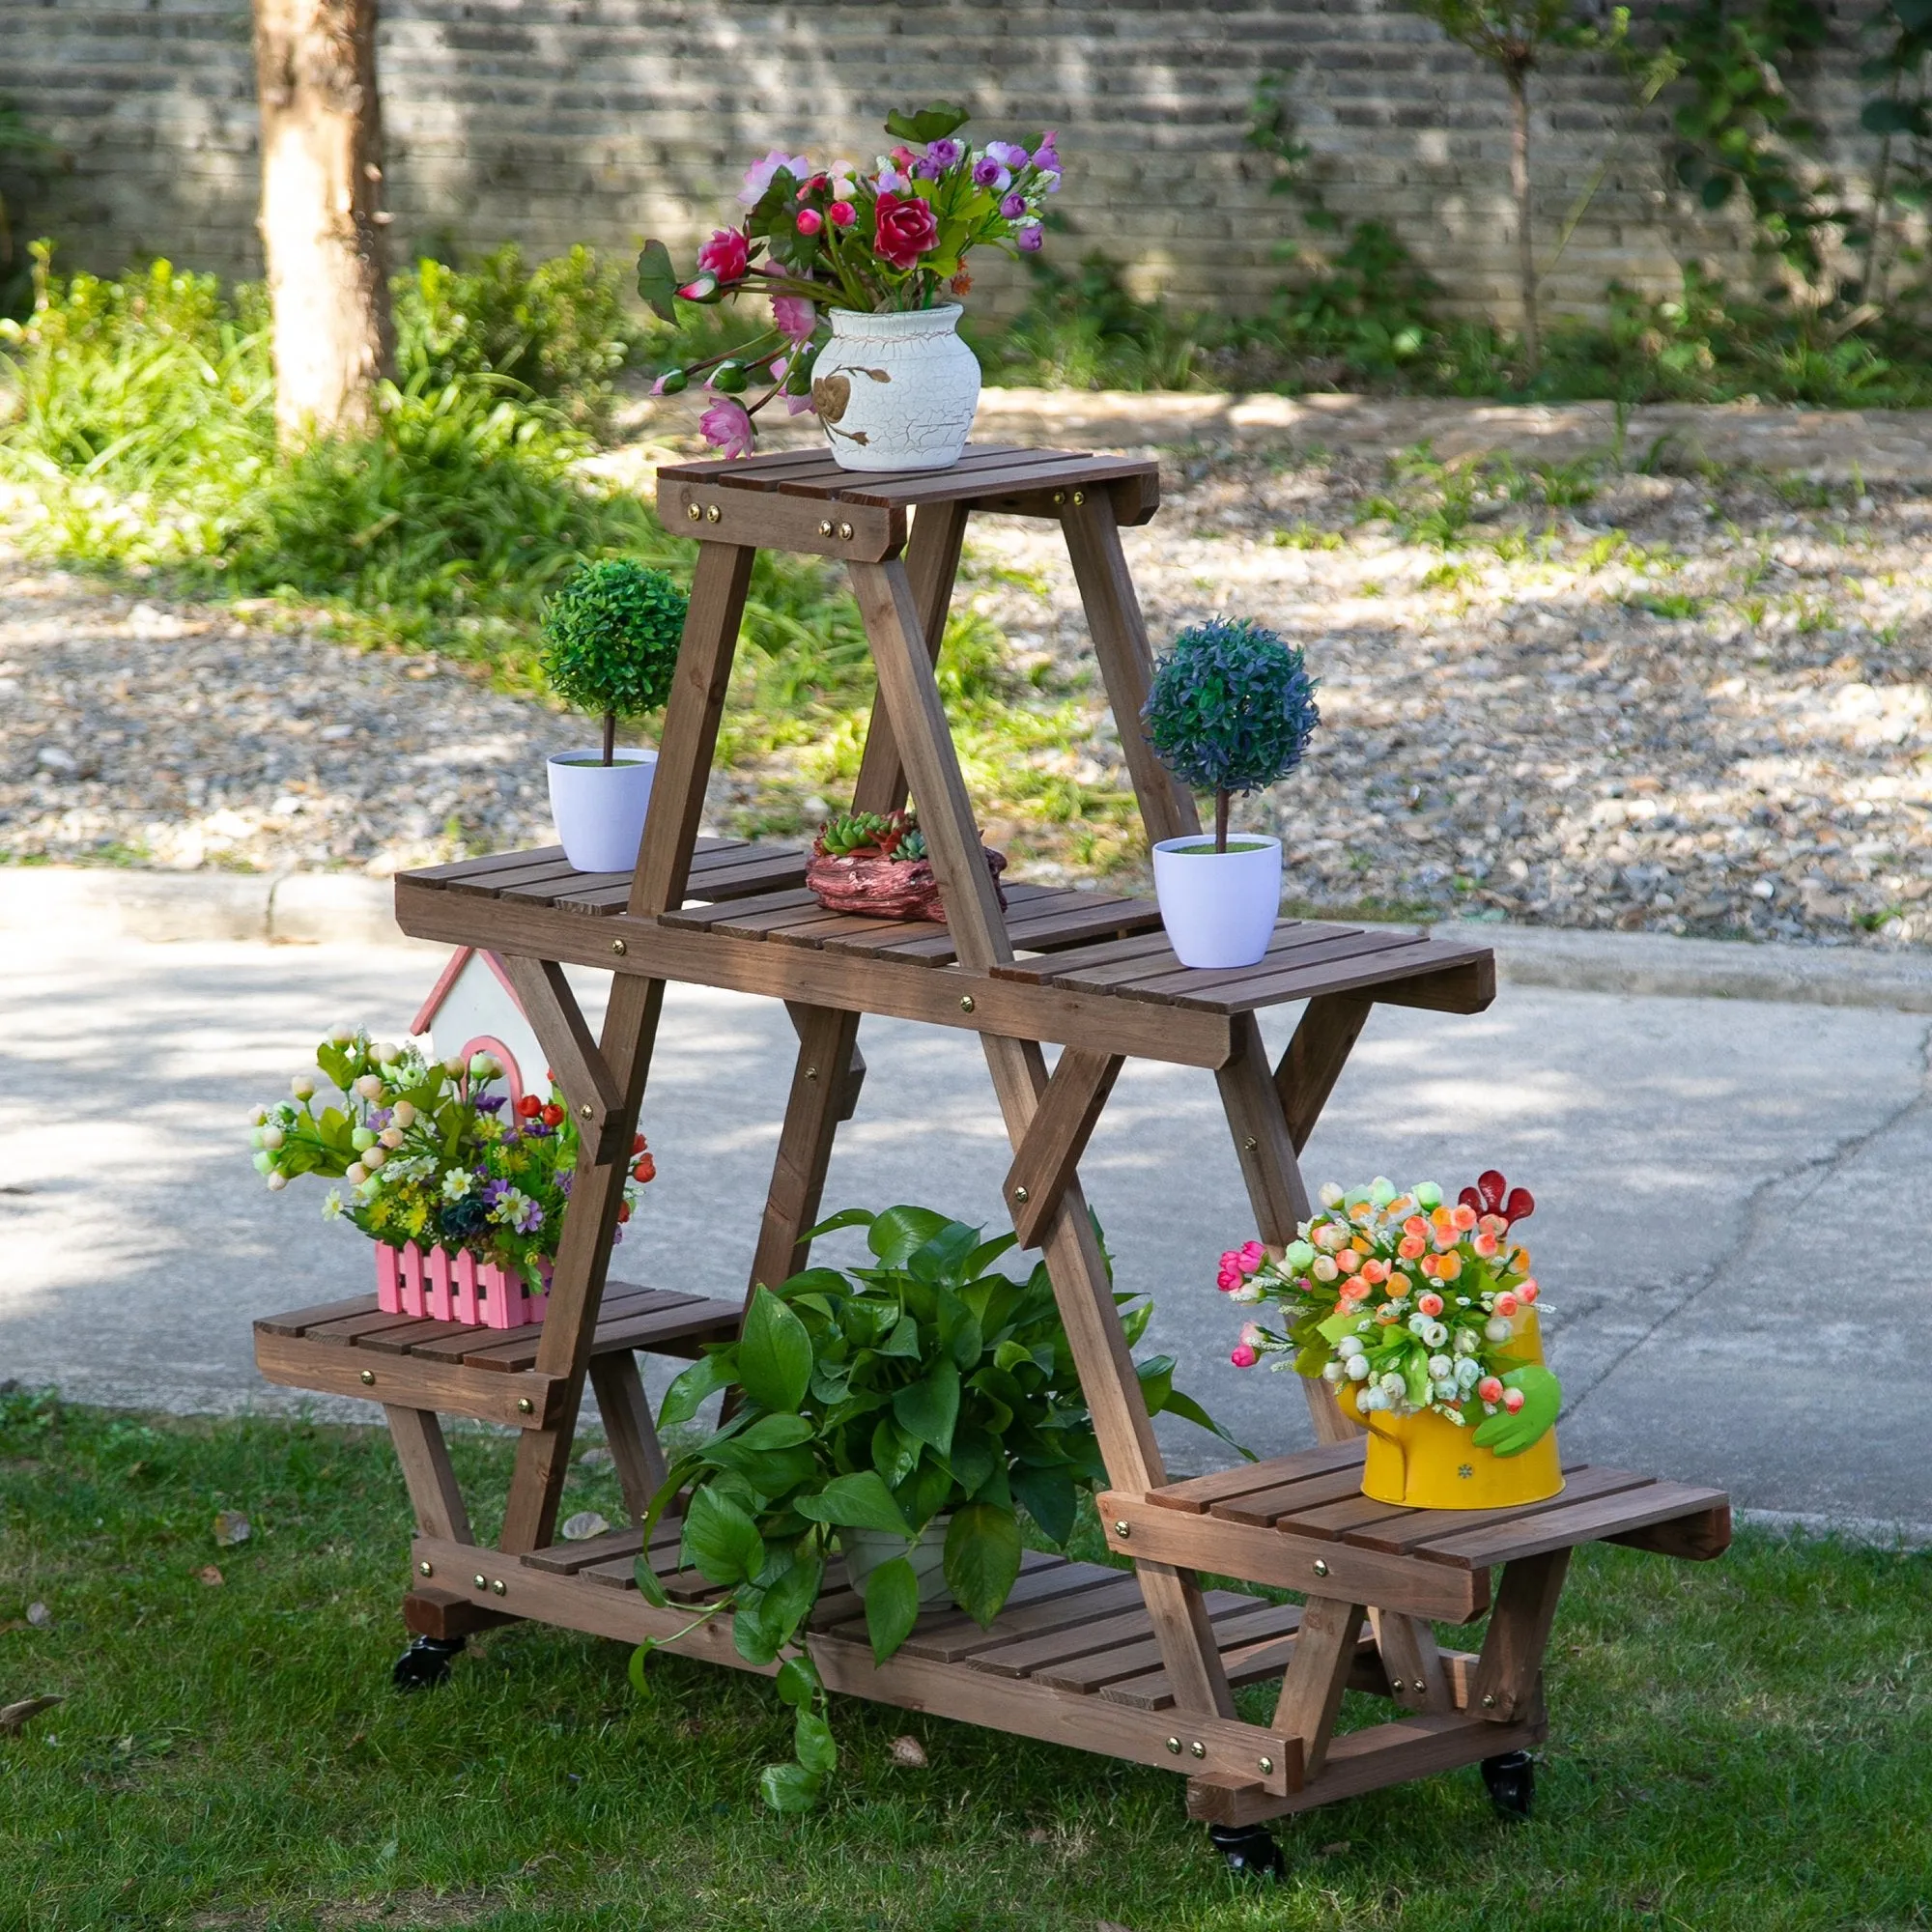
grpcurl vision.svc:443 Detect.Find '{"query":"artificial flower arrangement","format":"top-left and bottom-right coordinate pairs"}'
top-left (247, 1026), bottom-right (653, 1324)
top-left (1218, 1170), bottom-right (1562, 1505)
top-left (636, 102), bottom-right (1064, 469)
top-left (804, 808), bottom-right (1007, 923)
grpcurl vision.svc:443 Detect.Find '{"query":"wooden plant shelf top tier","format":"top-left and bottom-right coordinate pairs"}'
top-left (656, 443), bottom-right (1161, 564)
top-left (254, 1287), bottom-right (739, 1433)
top-left (1099, 1439), bottom-right (1733, 1624)
top-left (394, 850), bottom-right (1495, 1069)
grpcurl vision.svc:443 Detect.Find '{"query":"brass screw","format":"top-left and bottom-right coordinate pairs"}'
top-left (1071, 490), bottom-right (1086, 505)
top-left (704, 503), bottom-right (722, 524)
top-left (1052, 491), bottom-right (1065, 504)
top-left (418, 1560), bottom-right (434, 1577)
top-left (1113, 1520), bottom-right (1130, 1539)
top-left (1313, 1559), bottom-right (1329, 1577)
top-left (1482, 1693), bottom-right (1497, 1710)
top-left (1013, 1184), bottom-right (1030, 1205)
top-left (516, 1397), bottom-right (533, 1415)
top-left (1242, 1135), bottom-right (1259, 1151)
top-left (359, 1369), bottom-right (376, 1385)
top-left (837, 521), bottom-right (854, 540)
top-left (804, 1065), bottom-right (818, 1080)
top-left (958, 994), bottom-right (975, 1013)
top-left (1166, 1737), bottom-right (1181, 1755)
top-left (491, 1578), bottom-right (507, 1596)
top-left (1259, 1755), bottom-right (1274, 1775)
top-left (579, 1103), bottom-right (594, 1119)
top-left (1412, 1679), bottom-right (1426, 1692)
top-left (686, 502), bottom-right (702, 522)
top-left (611, 938), bottom-right (627, 956)
top-left (473, 1573), bottom-right (488, 1590)
top-left (818, 519), bottom-right (835, 537)
top-left (1189, 1741), bottom-right (1206, 1760)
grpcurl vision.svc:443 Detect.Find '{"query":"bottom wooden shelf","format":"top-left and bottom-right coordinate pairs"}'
top-left (403, 1527), bottom-right (1526, 1815)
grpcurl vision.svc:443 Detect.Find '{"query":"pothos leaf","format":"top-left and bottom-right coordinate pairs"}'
top-left (883, 101), bottom-right (970, 145)
top-left (862, 1555), bottom-right (922, 1663)
top-left (758, 1761), bottom-right (824, 1812)
top-left (636, 239), bottom-right (680, 322)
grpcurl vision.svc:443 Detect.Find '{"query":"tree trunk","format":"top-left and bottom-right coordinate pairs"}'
top-left (1508, 68), bottom-right (1540, 377)
top-left (253, 0), bottom-right (393, 443)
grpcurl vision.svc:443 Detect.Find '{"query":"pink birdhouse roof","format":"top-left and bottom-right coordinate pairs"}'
top-left (411, 947), bottom-right (528, 1037)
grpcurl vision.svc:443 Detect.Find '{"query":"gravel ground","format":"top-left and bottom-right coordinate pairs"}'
top-left (4, 427), bottom-right (1930, 945)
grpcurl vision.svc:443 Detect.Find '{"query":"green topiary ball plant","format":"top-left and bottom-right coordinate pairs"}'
top-left (1142, 617), bottom-right (1321, 851)
top-left (540, 559), bottom-right (689, 764)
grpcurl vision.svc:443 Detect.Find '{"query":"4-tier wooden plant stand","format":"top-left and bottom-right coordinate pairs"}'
top-left (255, 445), bottom-right (1730, 1846)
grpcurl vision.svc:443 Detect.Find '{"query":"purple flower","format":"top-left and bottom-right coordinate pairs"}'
top-left (739, 150), bottom-right (811, 207)
top-left (876, 166), bottom-right (909, 194)
top-left (1017, 222), bottom-right (1044, 253)
top-left (556, 1170), bottom-right (573, 1197)
top-left (1033, 129), bottom-right (1063, 176)
top-left (517, 1201), bottom-right (544, 1234)
top-left (473, 1094), bottom-right (504, 1115)
top-left (926, 138), bottom-right (963, 169)
top-left (912, 155), bottom-right (947, 182)
top-left (784, 390), bottom-right (817, 417)
top-left (1000, 192), bottom-right (1027, 220)
top-left (973, 158), bottom-right (1011, 191)
top-left (698, 397), bottom-right (754, 459)
top-left (480, 1178), bottom-right (511, 1207)
top-left (985, 140), bottom-right (1030, 170)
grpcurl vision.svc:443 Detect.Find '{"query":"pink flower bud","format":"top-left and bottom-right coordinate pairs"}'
top-left (1416, 1292), bottom-right (1443, 1317)
top-left (1336, 1248), bottom-right (1360, 1274)
top-left (1239, 1322), bottom-right (1266, 1350)
top-left (796, 208), bottom-right (823, 236)
top-left (1478, 1376), bottom-right (1504, 1404)
top-left (1493, 1291), bottom-right (1520, 1317)
top-left (1230, 1344), bottom-right (1259, 1369)
top-left (1503, 1387), bottom-right (1526, 1413)
top-left (830, 200), bottom-right (856, 227)
top-left (1520, 1279), bottom-right (1539, 1303)
top-left (1216, 1267), bottom-right (1241, 1293)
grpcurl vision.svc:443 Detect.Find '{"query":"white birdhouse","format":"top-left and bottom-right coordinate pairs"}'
top-left (410, 949), bottom-right (547, 1106)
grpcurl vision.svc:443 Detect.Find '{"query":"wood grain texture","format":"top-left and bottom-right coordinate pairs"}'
top-left (586, 1351), bottom-right (669, 1521)
top-left (1004, 1047), bottom-right (1123, 1248)
top-left (253, 1328), bottom-right (561, 1429)
top-left (493, 952), bottom-right (624, 1158)
top-left (1270, 1595), bottom-right (1368, 1778)
top-left (1470, 1549), bottom-right (1571, 1722)
top-left (1276, 992), bottom-right (1375, 1152)
top-left (383, 1406), bottom-right (472, 1544)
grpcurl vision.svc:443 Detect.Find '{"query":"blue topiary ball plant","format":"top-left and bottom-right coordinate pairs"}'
top-left (1141, 617), bottom-right (1320, 851)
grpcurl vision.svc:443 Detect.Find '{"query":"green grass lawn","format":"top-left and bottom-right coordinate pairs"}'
top-left (3, 1388), bottom-right (1928, 1931)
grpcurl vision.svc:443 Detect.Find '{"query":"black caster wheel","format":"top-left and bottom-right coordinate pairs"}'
top-left (1208, 1822), bottom-right (1286, 1880)
top-left (1481, 1748), bottom-right (1535, 1818)
top-left (391, 1634), bottom-right (466, 1691)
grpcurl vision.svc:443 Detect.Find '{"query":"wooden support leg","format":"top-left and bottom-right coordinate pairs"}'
top-left (384, 1406), bottom-right (472, 1544)
top-left (497, 540), bottom-right (754, 1556)
top-left (1060, 492), bottom-right (1201, 845)
top-left (1472, 1548), bottom-right (1571, 1722)
top-left (1002, 1046), bottom-right (1122, 1249)
top-left (747, 1003), bottom-right (865, 1299)
top-left (1271, 1596), bottom-right (1367, 1780)
top-left (587, 1351), bottom-right (669, 1520)
top-left (854, 549), bottom-right (1235, 1724)
top-left (1276, 992), bottom-right (1375, 1153)
top-left (1370, 1606), bottom-right (1454, 1714)
top-left (788, 1003), bottom-right (867, 1122)
top-left (493, 952), bottom-right (626, 1164)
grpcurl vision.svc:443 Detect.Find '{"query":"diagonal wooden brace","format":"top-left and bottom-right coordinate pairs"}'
top-left (786, 1002), bottom-right (867, 1123)
top-left (494, 952), bottom-right (629, 1166)
top-left (1001, 1046), bottom-right (1123, 1248)
top-left (1274, 991), bottom-right (1375, 1153)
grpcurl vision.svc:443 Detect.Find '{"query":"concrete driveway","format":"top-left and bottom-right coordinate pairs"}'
top-left (3, 930), bottom-right (1927, 1535)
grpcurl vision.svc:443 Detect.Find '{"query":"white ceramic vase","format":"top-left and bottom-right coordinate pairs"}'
top-left (840, 1517), bottom-right (954, 1607)
top-left (1151, 835), bottom-right (1284, 969)
top-left (811, 304), bottom-right (980, 472)
top-left (546, 748), bottom-right (657, 873)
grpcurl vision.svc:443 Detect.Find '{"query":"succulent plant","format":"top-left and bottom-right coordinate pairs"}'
top-left (814, 809), bottom-right (923, 861)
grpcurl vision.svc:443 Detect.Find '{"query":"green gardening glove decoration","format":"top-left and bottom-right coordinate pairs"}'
top-left (1469, 1363), bottom-right (1561, 1458)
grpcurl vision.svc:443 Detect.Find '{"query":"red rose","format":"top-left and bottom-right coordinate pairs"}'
top-left (872, 191), bottom-right (938, 270)
top-left (696, 227), bottom-right (749, 282)
top-left (515, 1094), bottom-right (542, 1119)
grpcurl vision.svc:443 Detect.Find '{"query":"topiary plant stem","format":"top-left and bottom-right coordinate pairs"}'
top-left (1214, 787), bottom-right (1230, 855)
top-left (602, 710), bottom-right (616, 767)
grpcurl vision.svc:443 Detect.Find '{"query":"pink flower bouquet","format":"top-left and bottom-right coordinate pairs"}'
top-left (637, 101), bottom-right (1063, 455)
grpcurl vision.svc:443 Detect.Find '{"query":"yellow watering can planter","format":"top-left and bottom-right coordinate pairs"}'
top-left (1344, 1309), bottom-right (1564, 1509)
top-left (1218, 1170), bottom-right (1565, 1510)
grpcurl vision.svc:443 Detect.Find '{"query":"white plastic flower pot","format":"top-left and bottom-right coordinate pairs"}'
top-left (546, 749), bottom-right (657, 874)
top-left (1151, 835), bottom-right (1284, 969)
top-left (812, 304), bottom-right (981, 472)
top-left (839, 1517), bottom-right (954, 1608)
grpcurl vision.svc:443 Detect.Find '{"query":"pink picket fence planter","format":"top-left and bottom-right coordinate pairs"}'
top-left (374, 1242), bottom-right (550, 1330)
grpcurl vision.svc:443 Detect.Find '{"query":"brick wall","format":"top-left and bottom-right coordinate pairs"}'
top-left (0, 0), bottom-right (1889, 326)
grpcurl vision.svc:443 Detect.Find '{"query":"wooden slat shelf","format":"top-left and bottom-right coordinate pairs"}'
top-left (257, 444), bottom-right (1730, 1836)
top-left (393, 859), bottom-right (1495, 1068)
top-left (254, 1287), bottom-right (738, 1431)
top-left (1099, 1440), bottom-right (1732, 1622)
